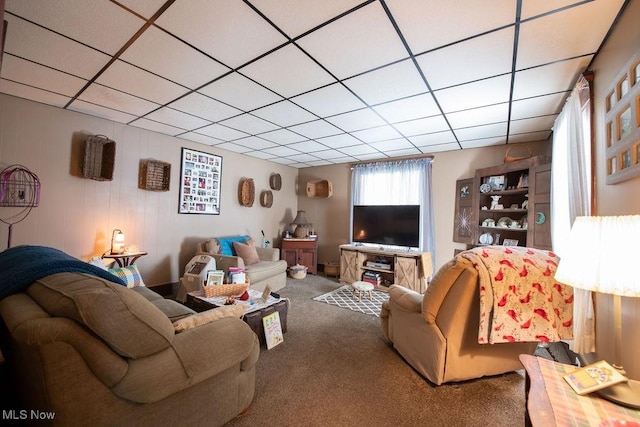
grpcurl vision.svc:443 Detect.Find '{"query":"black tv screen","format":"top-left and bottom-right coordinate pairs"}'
top-left (352, 205), bottom-right (420, 248)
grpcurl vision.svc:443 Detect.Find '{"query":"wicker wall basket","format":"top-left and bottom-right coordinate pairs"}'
top-left (306, 179), bottom-right (333, 198)
top-left (260, 190), bottom-right (273, 208)
top-left (239, 178), bottom-right (255, 207)
top-left (504, 145), bottom-right (532, 163)
top-left (82, 135), bottom-right (116, 181)
top-left (203, 282), bottom-right (249, 298)
top-left (138, 159), bottom-right (171, 191)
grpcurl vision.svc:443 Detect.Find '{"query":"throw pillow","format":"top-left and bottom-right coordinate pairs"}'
top-left (108, 265), bottom-right (146, 288)
top-left (205, 238), bottom-right (221, 255)
top-left (173, 305), bottom-right (247, 333)
top-left (217, 235), bottom-right (250, 256)
top-left (233, 239), bottom-right (260, 265)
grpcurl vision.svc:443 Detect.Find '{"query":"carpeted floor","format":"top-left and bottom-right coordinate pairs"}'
top-left (225, 274), bottom-right (528, 427)
top-left (312, 284), bottom-right (389, 317)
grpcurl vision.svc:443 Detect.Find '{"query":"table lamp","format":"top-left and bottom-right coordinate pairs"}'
top-left (291, 210), bottom-right (311, 238)
top-left (110, 229), bottom-right (125, 255)
top-left (554, 215), bottom-right (640, 408)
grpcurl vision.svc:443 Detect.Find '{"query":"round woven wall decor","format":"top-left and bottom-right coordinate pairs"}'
top-left (269, 173), bottom-right (282, 191)
top-left (260, 190), bottom-right (273, 208)
top-left (239, 178), bottom-right (255, 207)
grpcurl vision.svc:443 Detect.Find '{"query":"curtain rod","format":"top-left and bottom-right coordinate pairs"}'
top-left (349, 153), bottom-right (435, 168)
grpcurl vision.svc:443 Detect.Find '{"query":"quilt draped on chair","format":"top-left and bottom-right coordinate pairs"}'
top-left (460, 246), bottom-right (573, 344)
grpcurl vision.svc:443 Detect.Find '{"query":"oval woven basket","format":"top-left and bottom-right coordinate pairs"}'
top-left (239, 178), bottom-right (255, 207)
top-left (504, 145), bottom-right (532, 163)
top-left (260, 190), bottom-right (273, 208)
top-left (203, 282), bottom-right (249, 298)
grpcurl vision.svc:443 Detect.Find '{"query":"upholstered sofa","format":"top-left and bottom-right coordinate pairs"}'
top-left (0, 269), bottom-right (260, 426)
top-left (195, 235), bottom-right (287, 292)
top-left (380, 246), bottom-right (574, 385)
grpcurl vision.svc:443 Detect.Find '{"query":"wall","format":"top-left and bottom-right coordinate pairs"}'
top-left (589, 0), bottom-right (640, 379)
top-left (299, 140), bottom-right (551, 272)
top-left (0, 94), bottom-right (299, 286)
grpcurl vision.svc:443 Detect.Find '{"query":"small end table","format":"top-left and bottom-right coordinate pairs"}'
top-left (102, 251), bottom-right (148, 267)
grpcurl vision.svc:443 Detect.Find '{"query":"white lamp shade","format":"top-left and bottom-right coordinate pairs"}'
top-left (554, 215), bottom-right (640, 297)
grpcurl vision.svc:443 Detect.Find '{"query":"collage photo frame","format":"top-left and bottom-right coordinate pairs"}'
top-left (179, 147), bottom-right (222, 215)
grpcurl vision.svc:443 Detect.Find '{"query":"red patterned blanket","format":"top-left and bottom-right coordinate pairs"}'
top-left (460, 246), bottom-right (573, 344)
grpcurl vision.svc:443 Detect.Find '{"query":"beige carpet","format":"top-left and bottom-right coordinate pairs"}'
top-left (225, 274), bottom-right (527, 427)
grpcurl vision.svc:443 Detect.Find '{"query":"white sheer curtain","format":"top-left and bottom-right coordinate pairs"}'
top-left (351, 158), bottom-right (435, 258)
top-left (551, 75), bottom-right (594, 353)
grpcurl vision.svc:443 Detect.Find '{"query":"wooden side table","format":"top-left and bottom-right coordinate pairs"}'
top-left (102, 251), bottom-right (147, 267)
top-left (281, 238), bottom-right (317, 274)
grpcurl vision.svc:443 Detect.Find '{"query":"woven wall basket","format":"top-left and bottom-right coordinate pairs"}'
top-left (260, 190), bottom-right (273, 208)
top-left (239, 178), bottom-right (255, 207)
top-left (504, 145), bottom-right (532, 163)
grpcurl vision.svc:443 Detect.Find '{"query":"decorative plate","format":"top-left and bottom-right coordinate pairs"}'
top-left (497, 217), bottom-right (513, 228)
top-left (480, 183), bottom-right (492, 193)
top-left (479, 232), bottom-right (493, 245)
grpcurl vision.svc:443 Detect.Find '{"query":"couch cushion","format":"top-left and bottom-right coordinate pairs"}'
top-left (108, 264), bottom-right (146, 288)
top-left (233, 239), bottom-right (260, 265)
top-left (27, 272), bottom-right (174, 358)
top-left (245, 260), bottom-right (288, 284)
top-left (173, 305), bottom-right (246, 332)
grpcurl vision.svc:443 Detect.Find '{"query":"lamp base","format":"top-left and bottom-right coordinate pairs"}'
top-left (579, 352), bottom-right (640, 409)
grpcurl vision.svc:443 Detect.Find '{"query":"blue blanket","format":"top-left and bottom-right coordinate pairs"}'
top-left (0, 245), bottom-right (126, 300)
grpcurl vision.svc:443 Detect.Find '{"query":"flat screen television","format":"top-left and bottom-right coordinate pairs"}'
top-left (352, 205), bottom-right (420, 248)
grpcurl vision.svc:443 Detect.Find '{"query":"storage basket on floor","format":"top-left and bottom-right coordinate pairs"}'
top-left (289, 264), bottom-right (307, 279)
top-left (203, 282), bottom-right (249, 297)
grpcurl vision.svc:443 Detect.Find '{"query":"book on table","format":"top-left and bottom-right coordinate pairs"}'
top-left (563, 360), bottom-right (628, 395)
top-left (262, 311), bottom-right (284, 350)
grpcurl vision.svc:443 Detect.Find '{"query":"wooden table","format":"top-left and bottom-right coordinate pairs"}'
top-left (102, 251), bottom-right (147, 267)
top-left (520, 354), bottom-right (640, 426)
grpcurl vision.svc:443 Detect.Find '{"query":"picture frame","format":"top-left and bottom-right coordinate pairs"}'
top-left (179, 147), bottom-right (222, 214)
top-left (487, 175), bottom-right (506, 190)
top-left (205, 270), bottom-right (225, 286)
top-left (503, 239), bottom-right (519, 246)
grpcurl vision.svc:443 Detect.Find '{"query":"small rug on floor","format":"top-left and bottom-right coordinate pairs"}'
top-left (312, 285), bottom-right (388, 317)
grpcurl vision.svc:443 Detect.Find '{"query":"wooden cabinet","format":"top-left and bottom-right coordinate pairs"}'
top-left (281, 238), bottom-right (317, 274)
top-left (339, 245), bottom-right (428, 293)
top-left (470, 155), bottom-right (552, 249)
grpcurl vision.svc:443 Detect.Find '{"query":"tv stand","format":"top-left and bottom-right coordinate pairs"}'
top-left (339, 244), bottom-right (430, 293)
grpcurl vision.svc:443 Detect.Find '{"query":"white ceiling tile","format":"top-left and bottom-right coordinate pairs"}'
top-left (316, 133), bottom-right (361, 149)
top-left (447, 104), bottom-right (509, 129)
top-left (521, 0), bottom-right (584, 19)
top-left (508, 131), bottom-right (552, 143)
top-left (120, 26), bottom-right (230, 90)
top-left (509, 116), bottom-right (556, 134)
top-left (116, 0), bottom-right (168, 19)
top-left (287, 153), bottom-right (321, 163)
top-left (241, 44), bottom-right (335, 97)
top-left (409, 131), bottom-right (458, 147)
top-left (339, 144), bottom-right (379, 156)
top-left (262, 146), bottom-right (301, 157)
top-left (6, 0), bottom-right (144, 54)
top-left (421, 142), bottom-right (461, 153)
top-left (511, 92), bottom-right (567, 120)
top-left (244, 151), bottom-right (277, 160)
top-left (287, 141), bottom-right (327, 153)
top-left (459, 137), bottom-right (505, 149)
top-left (384, 147), bottom-right (422, 157)
top-left (199, 73), bottom-right (282, 111)
top-left (156, 0), bottom-right (287, 68)
top-left (78, 83), bottom-right (160, 116)
top-left (513, 56), bottom-right (592, 99)
top-left (291, 83), bottom-right (365, 116)
top-left (327, 155), bottom-right (357, 164)
top-left (369, 138), bottom-right (415, 152)
top-left (259, 129), bottom-right (308, 144)
top-left (96, 60), bottom-right (188, 105)
top-left (297, 2), bottom-right (408, 78)
top-left (304, 159), bottom-right (335, 167)
top-left (352, 152), bottom-right (385, 161)
top-left (251, 0), bottom-right (363, 38)
top-left (1, 56), bottom-right (86, 97)
top-left (288, 120), bottom-right (342, 139)
top-left (219, 114), bottom-right (279, 135)
top-left (168, 92), bottom-right (241, 122)
top-left (385, 0), bottom-right (516, 54)
top-left (67, 99), bottom-right (137, 124)
top-left (270, 157), bottom-right (300, 166)
top-left (130, 118), bottom-right (184, 136)
top-left (312, 149), bottom-right (351, 160)
top-left (215, 142), bottom-right (252, 153)
top-left (344, 59), bottom-right (427, 105)
top-left (197, 124), bottom-right (249, 141)
top-left (252, 101), bottom-right (317, 127)
top-left (435, 75), bottom-right (512, 113)
top-left (180, 132), bottom-right (225, 146)
top-left (373, 93), bottom-right (440, 123)
top-left (351, 126), bottom-right (402, 143)
top-left (393, 115), bottom-right (450, 137)
top-left (517, 1), bottom-right (622, 69)
top-left (3, 16), bottom-right (111, 80)
top-left (326, 108), bottom-right (387, 132)
top-left (455, 123), bottom-right (507, 141)
top-left (416, 27), bottom-right (514, 90)
top-left (233, 136), bottom-right (278, 151)
top-left (0, 79), bottom-right (71, 108)
top-left (145, 107), bottom-right (211, 131)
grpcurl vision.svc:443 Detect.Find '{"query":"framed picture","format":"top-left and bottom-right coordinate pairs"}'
top-left (205, 270), bottom-right (225, 286)
top-left (503, 239), bottom-right (519, 246)
top-left (179, 148), bottom-right (222, 214)
top-left (487, 175), bottom-right (506, 190)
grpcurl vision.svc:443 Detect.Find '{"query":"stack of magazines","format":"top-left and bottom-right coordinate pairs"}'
top-left (362, 271), bottom-right (381, 286)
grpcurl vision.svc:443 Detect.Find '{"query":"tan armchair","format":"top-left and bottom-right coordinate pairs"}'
top-left (381, 254), bottom-right (538, 385)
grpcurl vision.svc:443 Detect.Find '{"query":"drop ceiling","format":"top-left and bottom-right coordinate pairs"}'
top-left (0, 0), bottom-right (627, 168)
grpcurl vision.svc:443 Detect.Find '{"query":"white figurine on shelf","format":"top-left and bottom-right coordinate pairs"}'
top-left (522, 195), bottom-right (529, 210)
top-left (490, 195), bottom-right (502, 210)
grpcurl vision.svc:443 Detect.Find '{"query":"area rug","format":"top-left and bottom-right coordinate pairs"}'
top-left (312, 285), bottom-right (388, 317)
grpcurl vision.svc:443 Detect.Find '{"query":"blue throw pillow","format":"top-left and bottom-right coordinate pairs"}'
top-left (217, 235), bottom-right (250, 256)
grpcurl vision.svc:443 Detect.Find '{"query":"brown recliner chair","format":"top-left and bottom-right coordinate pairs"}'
top-left (381, 253), bottom-right (538, 385)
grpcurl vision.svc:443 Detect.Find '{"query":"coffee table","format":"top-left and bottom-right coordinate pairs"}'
top-left (186, 289), bottom-right (289, 347)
